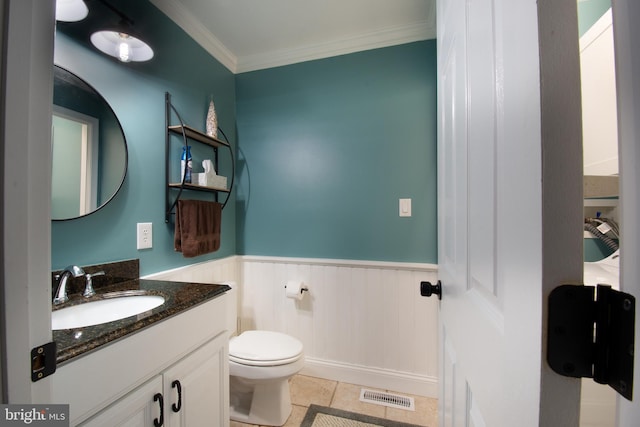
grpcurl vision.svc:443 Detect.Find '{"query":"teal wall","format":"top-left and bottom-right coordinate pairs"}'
top-left (578, 0), bottom-right (611, 37)
top-left (235, 41), bottom-right (438, 263)
top-left (49, 0), bottom-right (614, 273)
top-left (52, 1), bottom-right (438, 272)
top-left (52, 4), bottom-right (237, 276)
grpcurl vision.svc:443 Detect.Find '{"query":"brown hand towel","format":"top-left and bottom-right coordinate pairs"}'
top-left (174, 200), bottom-right (222, 257)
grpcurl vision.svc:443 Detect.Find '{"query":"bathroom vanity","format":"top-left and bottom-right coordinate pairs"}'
top-left (50, 276), bottom-right (231, 426)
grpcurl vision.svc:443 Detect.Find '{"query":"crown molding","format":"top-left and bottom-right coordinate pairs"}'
top-left (152, 0), bottom-right (436, 74)
top-left (236, 20), bottom-right (436, 73)
top-left (150, 0), bottom-right (238, 73)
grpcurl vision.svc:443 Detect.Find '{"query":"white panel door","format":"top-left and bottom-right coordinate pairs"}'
top-left (436, 0), bottom-right (583, 425)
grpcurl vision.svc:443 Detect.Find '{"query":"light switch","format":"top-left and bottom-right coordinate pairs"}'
top-left (399, 198), bottom-right (412, 217)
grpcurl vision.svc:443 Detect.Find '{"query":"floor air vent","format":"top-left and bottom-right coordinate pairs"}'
top-left (359, 389), bottom-right (415, 411)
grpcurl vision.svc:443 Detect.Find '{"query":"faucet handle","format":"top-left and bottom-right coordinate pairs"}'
top-left (83, 271), bottom-right (105, 298)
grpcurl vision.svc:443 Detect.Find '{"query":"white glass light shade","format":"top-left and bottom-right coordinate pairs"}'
top-left (56, 0), bottom-right (89, 22)
top-left (90, 30), bottom-right (154, 62)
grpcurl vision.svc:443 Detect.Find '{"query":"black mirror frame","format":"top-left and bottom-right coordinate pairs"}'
top-left (52, 64), bottom-right (128, 221)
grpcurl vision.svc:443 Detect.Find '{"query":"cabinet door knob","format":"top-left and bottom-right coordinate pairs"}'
top-left (420, 280), bottom-right (442, 300)
top-left (153, 393), bottom-right (164, 427)
top-left (171, 380), bottom-right (182, 412)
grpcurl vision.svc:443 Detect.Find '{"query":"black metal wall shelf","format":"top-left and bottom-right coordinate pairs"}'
top-left (167, 182), bottom-right (231, 193)
top-left (165, 92), bottom-right (234, 223)
top-left (168, 125), bottom-right (230, 149)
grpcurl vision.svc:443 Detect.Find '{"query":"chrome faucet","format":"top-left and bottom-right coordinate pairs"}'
top-left (83, 271), bottom-right (105, 298)
top-left (53, 265), bottom-right (85, 305)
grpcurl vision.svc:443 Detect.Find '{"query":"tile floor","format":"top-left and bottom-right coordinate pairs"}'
top-left (230, 374), bottom-right (438, 427)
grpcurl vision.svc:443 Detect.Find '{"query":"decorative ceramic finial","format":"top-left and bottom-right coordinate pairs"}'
top-left (206, 96), bottom-right (218, 138)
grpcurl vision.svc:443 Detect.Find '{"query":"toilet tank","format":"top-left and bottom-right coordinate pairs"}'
top-left (223, 281), bottom-right (238, 337)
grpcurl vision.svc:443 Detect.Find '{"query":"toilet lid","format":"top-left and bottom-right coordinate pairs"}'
top-left (229, 331), bottom-right (303, 366)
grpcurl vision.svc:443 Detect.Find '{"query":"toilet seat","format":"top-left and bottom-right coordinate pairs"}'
top-left (230, 331), bottom-right (303, 367)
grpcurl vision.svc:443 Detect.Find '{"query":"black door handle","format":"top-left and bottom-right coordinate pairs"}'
top-left (420, 280), bottom-right (442, 300)
top-left (153, 393), bottom-right (164, 426)
top-left (171, 380), bottom-right (182, 412)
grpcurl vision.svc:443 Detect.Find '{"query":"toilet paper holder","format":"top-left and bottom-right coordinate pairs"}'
top-left (284, 282), bottom-right (309, 298)
top-left (284, 283), bottom-right (308, 292)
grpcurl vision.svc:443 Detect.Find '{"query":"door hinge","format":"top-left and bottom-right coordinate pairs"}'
top-left (31, 342), bottom-right (56, 382)
top-left (548, 284), bottom-right (635, 400)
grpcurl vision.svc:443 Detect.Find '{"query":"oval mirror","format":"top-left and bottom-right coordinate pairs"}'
top-left (52, 65), bottom-right (128, 221)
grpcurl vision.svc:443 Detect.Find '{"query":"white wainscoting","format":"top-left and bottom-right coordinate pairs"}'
top-left (144, 255), bottom-right (440, 398)
top-left (240, 256), bottom-right (439, 398)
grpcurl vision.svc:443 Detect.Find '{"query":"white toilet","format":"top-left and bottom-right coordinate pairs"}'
top-left (225, 283), bottom-right (305, 426)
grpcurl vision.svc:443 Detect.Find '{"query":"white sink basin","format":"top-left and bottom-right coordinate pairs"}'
top-left (52, 294), bottom-right (166, 330)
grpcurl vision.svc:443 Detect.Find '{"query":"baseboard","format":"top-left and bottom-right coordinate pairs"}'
top-left (300, 357), bottom-right (438, 399)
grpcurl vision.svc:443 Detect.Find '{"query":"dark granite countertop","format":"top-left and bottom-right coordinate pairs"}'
top-left (53, 279), bottom-right (230, 365)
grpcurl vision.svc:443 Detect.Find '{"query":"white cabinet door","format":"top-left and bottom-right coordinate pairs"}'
top-left (80, 376), bottom-right (163, 427)
top-left (163, 333), bottom-right (229, 427)
top-left (79, 334), bottom-right (229, 427)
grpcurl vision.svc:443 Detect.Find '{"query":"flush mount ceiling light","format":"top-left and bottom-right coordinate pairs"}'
top-left (89, 0), bottom-right (154, 62)
top-left (56, 0), bottom-right (89, 22)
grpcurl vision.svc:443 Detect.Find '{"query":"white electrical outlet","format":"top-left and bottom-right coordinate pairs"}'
top-left (137, 222), bottom-right (153, 249)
